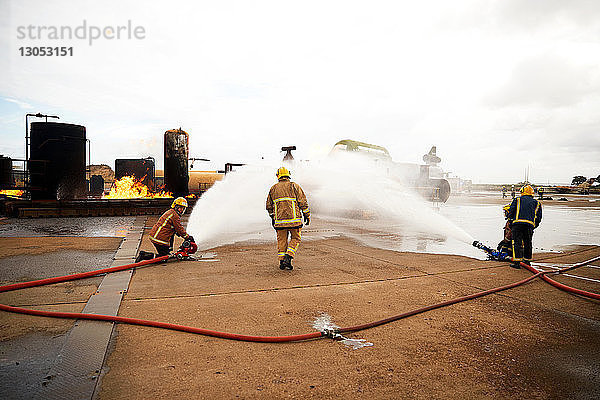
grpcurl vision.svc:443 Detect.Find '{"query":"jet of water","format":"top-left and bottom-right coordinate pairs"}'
top-left (186, 154), bottom-right (474, 252)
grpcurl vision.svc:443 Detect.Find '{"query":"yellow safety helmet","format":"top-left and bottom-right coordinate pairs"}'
top-left (171, 197), bottom-right (188, 209)
top-left (276, 166), bottom-right (290, 180)
top-left (520, 185), bottom-right (534, 196)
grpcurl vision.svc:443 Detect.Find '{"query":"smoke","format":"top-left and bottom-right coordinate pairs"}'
top-left (187, 153), bottom-right (474, 253)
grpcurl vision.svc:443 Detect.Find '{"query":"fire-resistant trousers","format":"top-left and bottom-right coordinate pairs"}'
top-left (276, 227), bottom-right (301, 260)
top-left (512, 224), bottom-right (534, 262)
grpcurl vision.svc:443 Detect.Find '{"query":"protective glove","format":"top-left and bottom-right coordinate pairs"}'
top-left (303, 215), bottom-right (310, 226)
top-left (186, 235), bottom-right (195, 243)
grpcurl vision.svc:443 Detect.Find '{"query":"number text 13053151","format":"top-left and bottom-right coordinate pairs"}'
top-left (19, 47), bottom-right (74, 56)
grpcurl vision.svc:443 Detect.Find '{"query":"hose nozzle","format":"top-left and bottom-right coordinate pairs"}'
top-left (472, 240), bottom-right (510, 261)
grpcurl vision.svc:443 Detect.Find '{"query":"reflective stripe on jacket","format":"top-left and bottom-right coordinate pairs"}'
top-left (508, 195), bottom-right (542, 228)
top-left (266, 178), bottom-right (310, 229)
top-left (149, 208), bottom-right (188, 245)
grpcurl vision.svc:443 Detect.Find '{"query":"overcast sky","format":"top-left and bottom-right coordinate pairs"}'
top-left (1, 0), bottom-right (599, 184)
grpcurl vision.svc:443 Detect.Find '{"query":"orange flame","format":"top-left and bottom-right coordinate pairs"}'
top-left (102, 176), bottom-right (173, 199)
top-left (0, 190), bottom-right (24, 197)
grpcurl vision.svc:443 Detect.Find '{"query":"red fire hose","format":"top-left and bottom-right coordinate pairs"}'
top-left (0, 254), bottom-right (598, 343)
top-left (519, 256), bottom-right (600, 301)
top-left (0, 255), bottom-right (170, 293)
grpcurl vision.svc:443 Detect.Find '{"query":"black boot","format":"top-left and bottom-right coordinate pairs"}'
top-left (510, 261), bottom-right (521, 269)
top-left (135, 251), bottom-right (154, 263)
top-left (279, 259), bottom-right (286, 270)
top-left (283, 254), bottom-right (293, 270)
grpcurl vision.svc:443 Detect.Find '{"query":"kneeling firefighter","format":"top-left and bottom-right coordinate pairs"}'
top-left (266, 167), bottom-right (310, 270)
top-left (496, 203), bottom-right (513, 257)
top-left (136, 197), bottom-right (195, 262)
top-left (507, 185), bottom-right (542, 268)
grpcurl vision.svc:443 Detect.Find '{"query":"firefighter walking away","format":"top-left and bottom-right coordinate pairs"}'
top-left (266, 167), bottom-right (310, 270)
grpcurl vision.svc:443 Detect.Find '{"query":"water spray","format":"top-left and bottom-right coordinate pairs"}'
top-left (472, 240), bottom-right (511, 261)
top-left (313, 313), bottom-right (373, 350)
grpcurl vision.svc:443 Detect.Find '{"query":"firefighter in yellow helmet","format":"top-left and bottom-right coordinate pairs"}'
top-left (496, 203), bottom-right (513, 257)
top-left (507, 185), bottom-right (542, 268)
top-left (137, 197), bottom-right (194, 261)
top-left (266, 167), bottom-right (310, 270)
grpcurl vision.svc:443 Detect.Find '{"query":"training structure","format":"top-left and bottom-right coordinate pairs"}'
top-left (114, 157), bottom-right (156, 190)
top-left (330, 140), bottom-right (452, 202)
top-left (164, 128), bottom-right (189, 197)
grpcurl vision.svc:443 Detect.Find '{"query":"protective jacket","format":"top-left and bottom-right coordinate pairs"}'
top-left (266, 178), bottom-right (310, 229)
top-left (149, 208), bottom-right (189, 246)
top-left (508, 195), bottom-right (542, 228)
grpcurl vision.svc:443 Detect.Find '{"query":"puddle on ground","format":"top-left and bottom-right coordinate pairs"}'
top-left (0, 217), bottom-right (135, 238)
top-left (310, 194), bottom-right (600, 259)
top-left (196, 252), bottom-right (219, 262)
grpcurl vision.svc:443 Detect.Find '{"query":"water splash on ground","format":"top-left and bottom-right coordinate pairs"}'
top-left (312, 312), bottom-right (373, 350)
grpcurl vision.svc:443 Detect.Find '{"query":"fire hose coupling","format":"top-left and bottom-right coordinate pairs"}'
top-left (174, 239), bottom-right (198, 260)
top-left (321, 327), bottom-right (344, 340)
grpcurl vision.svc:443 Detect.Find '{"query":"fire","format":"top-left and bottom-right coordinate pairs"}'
top-left (0, 190), bottom-right (24, 197)
top-left (102, 176), bottom-right (173, 199)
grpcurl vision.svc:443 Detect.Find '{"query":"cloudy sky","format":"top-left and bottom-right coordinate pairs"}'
top-left (1, 0), bottom-right (599, 184)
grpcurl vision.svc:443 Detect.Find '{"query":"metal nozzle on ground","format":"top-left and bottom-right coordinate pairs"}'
top-left (472, 240), bottom-right (510, 262)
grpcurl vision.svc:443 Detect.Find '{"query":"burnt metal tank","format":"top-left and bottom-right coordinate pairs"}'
top-left (89, 174), bottom-right (105, 196)
top-left (0, 155), bottom-right (14, 189)
top-left (164, 129), bottom-right (189, 196)
top-left (115, 157), bottom-right (155, 190)
top-left (29, 122), bottom-right (86, 200)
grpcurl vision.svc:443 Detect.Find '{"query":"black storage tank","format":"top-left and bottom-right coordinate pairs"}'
top-left (29, 122), bottom-right (86, 200)
top-left (89, 174), bottom-right (105, 196)
top-left (164, 129), bottom-right (189, 196)
top-left (115, 157), bottom-right (155, 190)
top-left (0, 155), bottom-right (13, 189)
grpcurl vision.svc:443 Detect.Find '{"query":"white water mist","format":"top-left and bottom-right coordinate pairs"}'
top-left (187, 153), bottom-right (474, 252)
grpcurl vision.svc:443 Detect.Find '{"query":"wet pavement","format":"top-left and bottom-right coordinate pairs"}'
top-left (313, 199), bottom-right (600, 260)
top-left (0, 250), bottom-right (118, 283)
top-left (0, 243), bottom-right (121, 400)
top-left (0, 332), bottom-right (67, 400)
top-left (0, 217), bottom-right (135, 238)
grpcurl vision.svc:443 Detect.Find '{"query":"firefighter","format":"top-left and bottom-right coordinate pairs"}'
top-left (496, 203), bottom-right (513, 257)
top-left (266, 167), bottom-right (310, 270)
top-left (507, 185), bottom-right (542, 268)
top-left (136, 197), bottom-right (194, 262)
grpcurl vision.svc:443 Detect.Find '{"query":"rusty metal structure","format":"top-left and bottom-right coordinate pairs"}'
top-left (281, 146), bottom-right (296, 161)
top-left (29, 122), bottom-right (87, 200)
top-left (164, 128), bottom-right (189, 197)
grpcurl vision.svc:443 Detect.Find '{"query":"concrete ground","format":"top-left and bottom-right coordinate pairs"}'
top-left (0, 236), bottom-right (123, 399)
top-left (97, 218), bottom-right (599, 400)
top-left (0, 220), bottom-right (598, 399)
